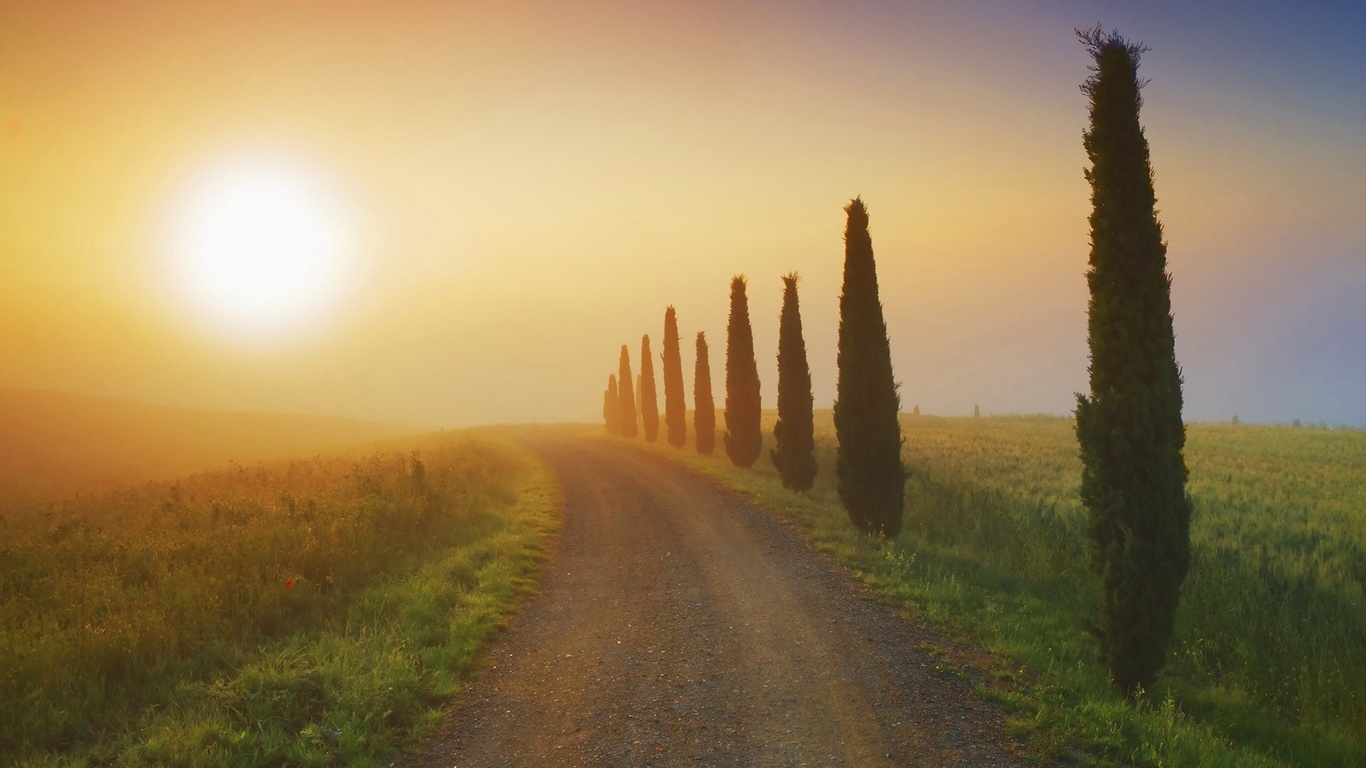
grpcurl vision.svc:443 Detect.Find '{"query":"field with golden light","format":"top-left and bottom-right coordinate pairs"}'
top-left (3, 393), bottom-right (1363, 766)
top-left (0, 401), bottom-right (558, 766)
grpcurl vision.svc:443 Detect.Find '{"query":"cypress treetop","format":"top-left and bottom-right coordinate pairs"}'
top-left (834, 197), bottom-right (905, 538)
top-left (662, 306), bottom-right (688, 448)
top-left (771, 273), bottom-right (817, 492)
top-left (639, 334), bottom-right (660, 443)
top-left (618, 344), bottom-right (638, 439)
top-left (723, 275), bottom-right (763, 468)
top-left (694, 331), bottom-right (716, 455)
top-left (1074, 25), bottom-right (1191, 697)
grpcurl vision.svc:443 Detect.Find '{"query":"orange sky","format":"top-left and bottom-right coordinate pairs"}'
top-left (2, 1), bottom-right (1363, 426)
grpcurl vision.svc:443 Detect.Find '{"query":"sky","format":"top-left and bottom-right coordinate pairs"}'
top-left (1, 0), bottom-right (1363, 428)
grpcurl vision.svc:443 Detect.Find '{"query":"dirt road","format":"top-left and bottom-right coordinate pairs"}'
top-left (399, 436), bottom-right (1026, 767)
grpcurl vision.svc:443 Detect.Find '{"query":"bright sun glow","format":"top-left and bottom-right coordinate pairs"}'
top-left (166, 154), bottom-right (354, 341)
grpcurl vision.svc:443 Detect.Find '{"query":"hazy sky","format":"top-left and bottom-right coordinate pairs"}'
top-left (2, 0), bottom-right (1363, 427)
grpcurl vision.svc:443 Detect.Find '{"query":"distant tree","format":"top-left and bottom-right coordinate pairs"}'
top-left (724, 276), bottom-right (763, 468)
top-left (1231, 414), bottom-right (1240, 426)
top-left (617, 345), bottom-right (638, 439)
top-left (694, 331), bottom-right (716, 455)
top-left (973, 404), bottom-right (981, 419)
top-left (770, 273), bottom-right (816, 491)
top-left (604, 374), bottom-right (621, 435)
top-left (834, 197), bottom-right (905, 538)
top-left (912, 404), bottom-right (920, 417)
top-left (1074, 25), bottom-right (1191, 698)
top-left (662, 306), bottom-right (687, 448)
top-left (1292, 419), bottom-right (1301, 429)
top-left (639, 335), bottom-right (660, 443)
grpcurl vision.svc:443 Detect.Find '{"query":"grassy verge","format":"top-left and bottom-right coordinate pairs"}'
top-left (1, 431), bottom-right (559, 767)
top-left (635, 412), bottom-right (1365, 766)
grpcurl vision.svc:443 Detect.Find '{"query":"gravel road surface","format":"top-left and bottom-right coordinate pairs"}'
top-left (398, 436), bottom-right (1028, 767)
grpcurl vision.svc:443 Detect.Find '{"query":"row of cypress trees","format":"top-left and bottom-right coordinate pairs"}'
top-left (602, 310), bottom-right (717, 456)
top-left (602, 26), bottom-right (1189, 697)
top-left (600, 196), bottom-right (906, 537)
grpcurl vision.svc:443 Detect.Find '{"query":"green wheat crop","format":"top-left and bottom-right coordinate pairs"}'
top-left (649, 413), bottom-right (1365, 766)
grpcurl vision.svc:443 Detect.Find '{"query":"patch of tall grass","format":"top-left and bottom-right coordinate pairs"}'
top-left (645, 413), bottom-right (1365, 766)
top-left (0, 433), bottom-right (558, 766)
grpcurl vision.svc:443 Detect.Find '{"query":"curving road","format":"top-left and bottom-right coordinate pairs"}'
top-left (398, 436), bottom-right (1027, 767)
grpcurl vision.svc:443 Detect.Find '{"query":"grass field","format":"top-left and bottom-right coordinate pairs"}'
top-left (0, 430), bottom-right (558, 767)
top-left (644, 412), bottom-right (1365, 766)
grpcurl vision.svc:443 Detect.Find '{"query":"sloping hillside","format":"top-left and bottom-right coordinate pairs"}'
top-left (0, 389), bottom-right (421, 502)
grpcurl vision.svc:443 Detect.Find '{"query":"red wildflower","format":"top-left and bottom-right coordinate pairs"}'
top-left (285, 579), bottom-right (295, 589)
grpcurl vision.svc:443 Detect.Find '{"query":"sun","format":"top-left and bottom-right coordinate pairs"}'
top-left (165, 153), bottom-right (355, 341)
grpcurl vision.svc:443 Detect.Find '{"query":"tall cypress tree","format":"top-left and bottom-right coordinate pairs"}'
top-left (770, 273), bottom-right (816, 491)
top-left (604, 374), bottom-right (621, 435)
top-left (617, 344), bottom-right (638, 439)
top-left (1074, 26), bottom-right (1191, 698)
top-left (834, 197), bottom-right (905, 538)
top-left (662, 306), bottom-right (687, 448)
top-left (694, 331), bottom-right (716, 455)
top-left (639, 335), bottom-right (660, 443)
top-left (723, 276), bottom-right (763, 468)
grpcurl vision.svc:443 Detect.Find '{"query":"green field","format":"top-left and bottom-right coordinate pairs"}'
top-left (5, 410), bottom-right (1360, 766)
top-left (646, 413), bottom-right (1366, 766)
top-left (0, 430), bottom-right (558, 767)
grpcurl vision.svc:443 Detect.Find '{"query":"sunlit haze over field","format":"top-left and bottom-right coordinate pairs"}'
top-left (2, 0), bottom-right (1362, 427)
